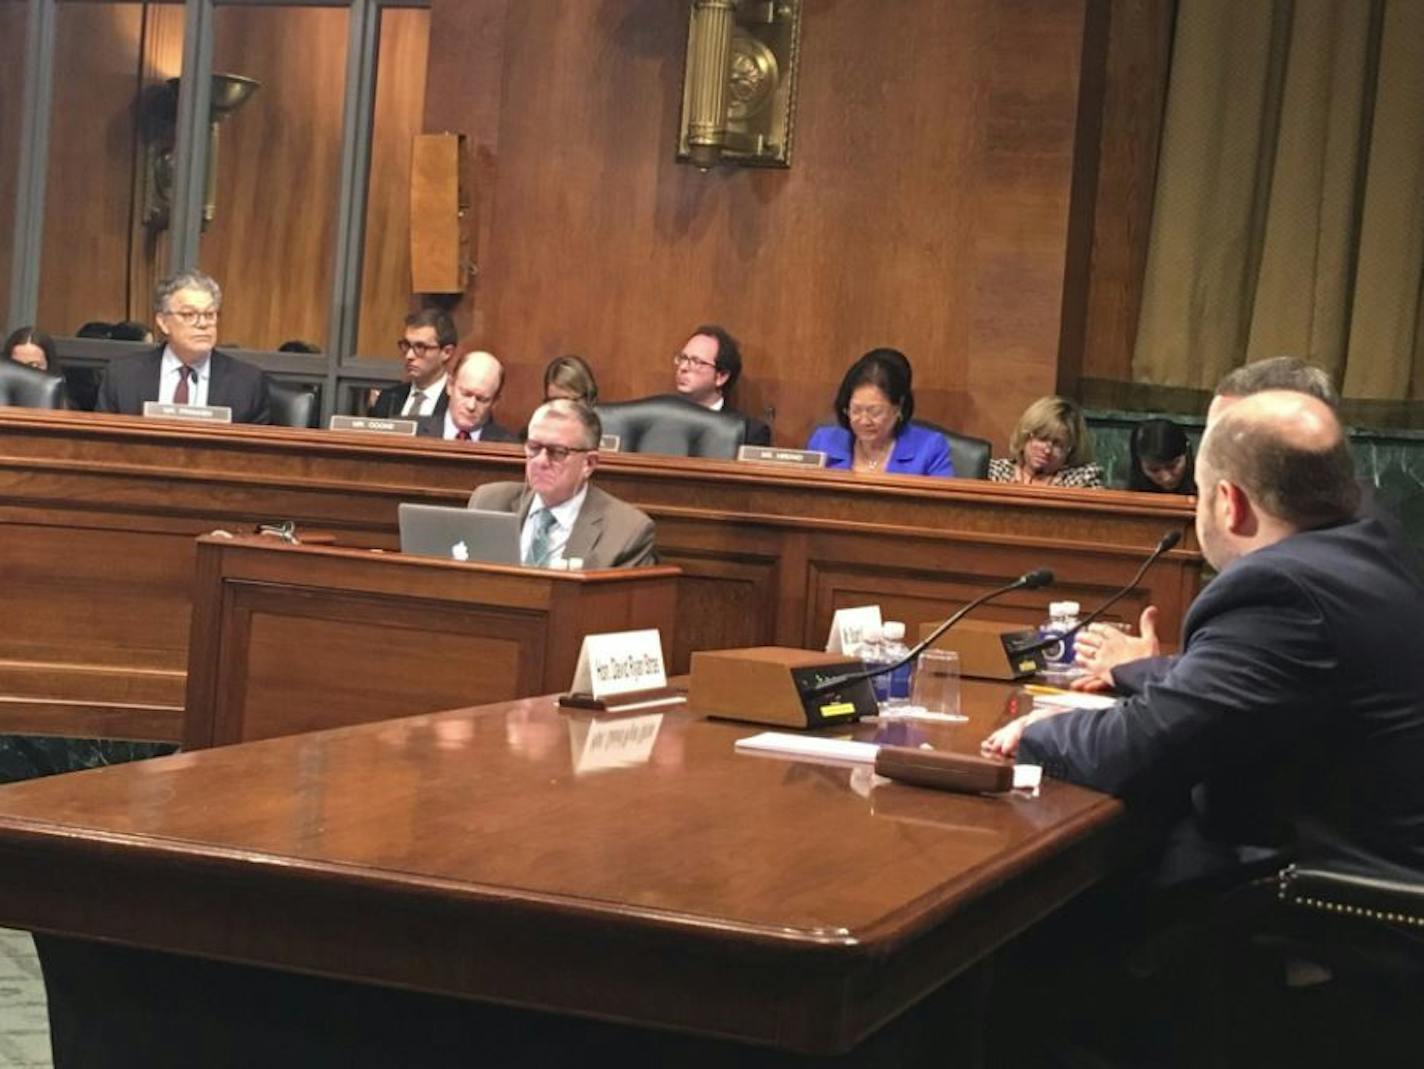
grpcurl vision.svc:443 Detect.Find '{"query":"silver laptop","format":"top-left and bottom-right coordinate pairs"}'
top-left (397, 504), bottom-right (522, 565)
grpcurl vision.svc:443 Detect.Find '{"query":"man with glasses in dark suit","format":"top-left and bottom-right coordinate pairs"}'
top-left (671, 324), bottom-right (772, 446)
top-left (95, 270), bottom-right (271, 424)
top-left (370, 308), bottom-right (456, 423)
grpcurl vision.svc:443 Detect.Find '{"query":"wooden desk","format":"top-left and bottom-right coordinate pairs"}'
top-left (183, 534), bottom-right (680, 748)
top-left (0, 410), bottom-right (1200, 740)
top-left (0, 683), bottom-right (1123, 1064)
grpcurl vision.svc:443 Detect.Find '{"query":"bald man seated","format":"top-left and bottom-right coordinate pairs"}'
top-left (422, 349), bottom-right (518, 442)
top-left (468, 399), bottom-right (656, 569)
top-left (984, 391), bottom-right (1424, 886)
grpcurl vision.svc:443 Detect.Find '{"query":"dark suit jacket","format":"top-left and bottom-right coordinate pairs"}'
top-left (417, 416), bottom-right (519, 443)
top-left (1020, 518), bottom-right (1424, 884)
top-left (722, 403), bottom-right (771, 447)
top-left (95, 347), bottom-right (272, 425)
top-left (370, 382), bottom-right (449, 423)
top-left (466, 481), bottom-right (657, 569)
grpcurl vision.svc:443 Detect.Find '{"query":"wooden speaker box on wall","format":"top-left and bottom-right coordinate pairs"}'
top-left (410, 133), bottom-right (467, 294)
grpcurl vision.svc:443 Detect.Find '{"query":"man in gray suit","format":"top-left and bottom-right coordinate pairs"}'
top-left (468, 399), bottom-right (656, 569)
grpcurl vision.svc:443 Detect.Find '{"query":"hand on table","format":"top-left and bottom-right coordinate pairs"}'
top-left (980, 704), bottom-right (1075, 760)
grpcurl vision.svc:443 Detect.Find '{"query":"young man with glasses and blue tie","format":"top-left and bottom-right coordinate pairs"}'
top-left (369, 308), bottom-right (457, 424)
top-left (467, 399), bottom-right (656, 569)
top-left (95, 270), bottom-right (271, 423)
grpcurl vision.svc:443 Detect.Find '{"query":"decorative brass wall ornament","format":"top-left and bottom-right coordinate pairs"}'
top-left (142, 74), bottom-right (260, 231)
top-left (678, 0), bottom-right (801, 170)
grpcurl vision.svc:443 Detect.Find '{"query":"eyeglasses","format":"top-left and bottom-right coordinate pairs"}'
top-left (524, 441), bottom-right (593, 464)
top-left (397, 339), bottom-right (444, 356)
top-left (673, 352), bottom-right (717, 372)
top-left (1029, 435), bottom-right (1070, 454)
top-left (845, 403), bottom-right (896, 422)
top-left (165, 308), bottom-right (219, 326)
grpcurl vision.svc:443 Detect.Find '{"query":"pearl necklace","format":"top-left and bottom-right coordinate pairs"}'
top-left (857, 441), bottom-right (891, 471)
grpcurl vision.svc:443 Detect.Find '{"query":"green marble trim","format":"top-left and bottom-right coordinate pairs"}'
top-left (1080, 377), bottom-right (1424, 437)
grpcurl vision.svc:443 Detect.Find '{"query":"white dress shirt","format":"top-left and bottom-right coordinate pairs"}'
top-left (519, 484), bottom-right (588, 567)
top-left (442, 411), bottom-right (484, 440)
top-left (402, 374), bottom-right (447, 417)
top-left (159, 347), bottom-right (211, 407)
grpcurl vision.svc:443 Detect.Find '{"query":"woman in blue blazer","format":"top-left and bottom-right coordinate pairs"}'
top-left (805, 348), bottom-right (954, 477)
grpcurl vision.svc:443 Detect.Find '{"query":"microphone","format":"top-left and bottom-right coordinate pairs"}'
top-left (1005, 530), bottom-right (1182, 660)
top-left (801, 568), bottom-right (1054, 699)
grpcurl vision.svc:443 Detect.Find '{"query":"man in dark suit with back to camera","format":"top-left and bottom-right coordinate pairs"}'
top-left (672, 324), bottom-right (772, 446)
top-left (95, 270), bottom-right (271, 424)
top-left (984, 390), bottom-right (1424, 886)
top-left (370, 309), bottom-right (456, 423)
top-left (425, 349), bottom-right (518, 443)
top-left (469, 399), bottom-right (656, 569)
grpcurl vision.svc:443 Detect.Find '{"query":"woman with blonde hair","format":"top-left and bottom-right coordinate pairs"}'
top-left (542, 354), bottom-right (598, 405)
top-left (988, 395), bottom-right (1103, 488)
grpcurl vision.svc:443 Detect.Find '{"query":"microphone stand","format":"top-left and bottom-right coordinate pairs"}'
top-left (1006, 530), bottom-right (1182, 660)
top-left (802, 569), bottom-right (1054, 698)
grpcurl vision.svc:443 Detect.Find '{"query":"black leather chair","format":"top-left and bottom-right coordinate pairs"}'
top-left (913, 420), bottom-right (991, 479)
top-left (268, 379), bottom-right (320, 429)
top-left (0, 359), bottom-right (68, 409)
top-left (595, 395), bottom-right (745, 459)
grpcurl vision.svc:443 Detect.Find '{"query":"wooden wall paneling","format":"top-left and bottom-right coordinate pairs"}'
top-left (1054, 0), bottom-right (1112, 397)
top-left (1, 412), bottom-right (1199, 741)
top-left (127, 2), bottom-right (186, 321)
top-left (423, 0), bottom-right (509, 340)
top-left (36, 3), bottom-right (144, 337)
top-left (428, 0), bottom-right (1093, 450)
top-left (0, 516), bottom-right (192, 738)
top-left (180, 534), bottom-right (682, 746)
top-left (0, 1), bottom-right (28, 327)
top-left (199, 6), bottom-right (349, 351)
top-left (355, 7), bottom-right (430, 357)
top-left (231, 590), bottom-right (538, 743)
top-left (1075, 0), bottom-right (1176, 387)
top-left (805, 538), bottom-right (1161, 659)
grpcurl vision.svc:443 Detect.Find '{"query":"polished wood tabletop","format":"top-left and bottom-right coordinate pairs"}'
top-left (0, 680), bottom-right (1123, 1053)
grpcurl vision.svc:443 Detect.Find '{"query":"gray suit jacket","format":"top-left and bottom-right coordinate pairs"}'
top-left (467, 481), bottom-right (657, 569)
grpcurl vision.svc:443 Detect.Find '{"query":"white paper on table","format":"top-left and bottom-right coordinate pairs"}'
top-left (1031, 690), bottom-right (1118, 712)
top-left (734, 732), bottom-right (880, 765)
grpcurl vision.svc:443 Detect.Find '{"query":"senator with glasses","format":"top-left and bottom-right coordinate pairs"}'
top-left (805, 348), bottom-right (953, 477)
top-left (467, 399), bottom-right (657, 569)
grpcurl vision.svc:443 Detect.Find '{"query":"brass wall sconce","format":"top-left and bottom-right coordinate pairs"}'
top-left (677, 0), bottom-right (801, 171)
top-left (142, 73), bottom-right (260, 231)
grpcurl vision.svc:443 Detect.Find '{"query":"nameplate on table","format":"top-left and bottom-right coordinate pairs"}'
top-left (826, 604), bottom-right (882, 656)
top-left (599, 434), bottom-right (621, 452)
top-left (142, 401), bottom-right (232, 423)
top-left (328, 415), bottom-right (419, 436)
top-left (737, 445), bottom-right (827, 468)
top-left (560, 629), bottom-right (682, 712)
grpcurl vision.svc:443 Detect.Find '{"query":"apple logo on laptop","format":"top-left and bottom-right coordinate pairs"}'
top-left (451, 540), bottom-right (470, 562)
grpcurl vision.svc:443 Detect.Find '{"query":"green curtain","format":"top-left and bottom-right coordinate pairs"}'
top-left (1132, 0), bottom-right (1424, 401)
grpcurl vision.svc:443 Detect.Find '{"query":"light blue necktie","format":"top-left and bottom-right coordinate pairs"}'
top-left (525, 509), bottom-right (558, 566)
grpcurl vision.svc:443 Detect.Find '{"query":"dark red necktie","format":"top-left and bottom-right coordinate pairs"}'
top-left (174, 366), bottom-right (194, 405)
top-left (456, 429), bottom-right (471, 441)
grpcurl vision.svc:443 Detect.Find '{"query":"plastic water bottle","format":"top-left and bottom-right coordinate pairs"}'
top-left (1039, 601), bottom-right (1082, 675)
top-left (880, 621), bottom-right (912, 706)
top-left (858, 625), bottom-right (893, 705)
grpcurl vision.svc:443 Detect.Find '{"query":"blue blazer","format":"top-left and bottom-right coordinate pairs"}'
top-left (805, 422), bottom-right (954, 477)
